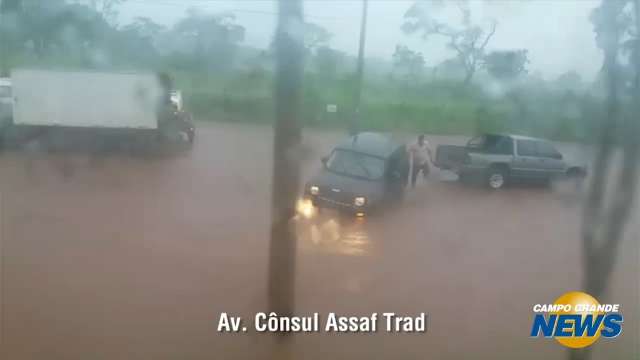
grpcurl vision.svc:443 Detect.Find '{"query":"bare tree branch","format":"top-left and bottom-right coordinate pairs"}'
top-left (479, 21), bottom-right (497, 51)
top-left (402, 1), bottom-right (497, 85)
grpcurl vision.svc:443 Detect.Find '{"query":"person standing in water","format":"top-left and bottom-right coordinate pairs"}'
top-left (408, 134), bottom-right (433, 188)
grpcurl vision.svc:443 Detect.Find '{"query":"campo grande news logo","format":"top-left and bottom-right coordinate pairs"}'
top-left (530, 291), bottom-right (623, 348)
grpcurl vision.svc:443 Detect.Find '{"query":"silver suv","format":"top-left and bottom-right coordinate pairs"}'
top-left (435, 134), bottom-right (587, 189)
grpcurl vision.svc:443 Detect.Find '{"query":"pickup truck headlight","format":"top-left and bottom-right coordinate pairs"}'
top-left (309, 186), bottom-right (319, 195)
top-left (354, 197), bottom-right (366, 207)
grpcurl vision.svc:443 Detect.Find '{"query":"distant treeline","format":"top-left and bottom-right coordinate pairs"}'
top-left (177, 70), bottom-right (605, 142)
top-left (0, 0), bottom-right (614, 141)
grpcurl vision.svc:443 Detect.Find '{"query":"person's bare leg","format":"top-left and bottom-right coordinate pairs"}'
top-left (423, 163), bottom-right (430, 181)
top-left (411, 165), bottom-right (419, 188)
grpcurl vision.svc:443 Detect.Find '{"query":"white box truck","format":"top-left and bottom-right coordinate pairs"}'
top-left (2, 69), bottom-right (194, 150)
top-left (0, 77), bottom-right (12, 125)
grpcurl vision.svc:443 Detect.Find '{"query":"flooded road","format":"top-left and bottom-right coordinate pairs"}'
top-left (0, 123), bottom-right (637, 359)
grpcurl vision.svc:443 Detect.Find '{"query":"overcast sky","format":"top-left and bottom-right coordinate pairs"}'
top-left (120, 0), bottom-right (602, 81)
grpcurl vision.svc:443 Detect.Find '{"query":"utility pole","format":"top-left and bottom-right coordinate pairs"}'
top-left (268, 0), bottom-right (304, 321)
top-left (350, 0), bottom-right (368, 135)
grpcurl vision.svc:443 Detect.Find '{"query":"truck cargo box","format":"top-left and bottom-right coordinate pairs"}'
top-left (11, 69), bottom-right (162, 129)
top-left (0, 78), bottom-right (12, 123)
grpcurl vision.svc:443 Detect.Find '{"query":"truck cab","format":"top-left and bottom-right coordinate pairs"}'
top-left (435, 134), bottom-right (587, 189)
top-left (170, 90), bottom-right (183, 111)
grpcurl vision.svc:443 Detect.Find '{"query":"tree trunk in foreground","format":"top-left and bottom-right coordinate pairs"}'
top-left (571, 1), bottom-right (640, 359)
top-left (268, 0), bottom-right (304, 322)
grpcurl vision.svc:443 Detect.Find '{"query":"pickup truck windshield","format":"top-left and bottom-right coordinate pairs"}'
top-left (326, 149), bottom-right (385, 180)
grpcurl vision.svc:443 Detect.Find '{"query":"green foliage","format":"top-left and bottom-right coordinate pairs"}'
top-left (303, 22), bottom-right (332, 52)
top-left (392, 45), bottom-right (425, 84)
top-left (0, 0), bottom-right (608, 142)
top-left (172, 9), bottom-right (245, 71)
top-left (314, 46), bottom-right (345, 81)
top-left (484, 50), bottom-right (529, 80)
top-left (168, 67), bottom-right (602, 141)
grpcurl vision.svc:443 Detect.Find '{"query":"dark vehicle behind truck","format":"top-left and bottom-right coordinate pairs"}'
top-left (435, 134), bottom-right (587, 189)
top-left (304, 132), bottom-right (409, 216)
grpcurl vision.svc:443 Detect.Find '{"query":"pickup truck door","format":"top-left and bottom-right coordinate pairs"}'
top-left (512, 139), bottom-right (544, 178)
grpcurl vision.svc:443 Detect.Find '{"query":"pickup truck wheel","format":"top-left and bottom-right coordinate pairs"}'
top-left (487, 167), bottom-right (508, 189)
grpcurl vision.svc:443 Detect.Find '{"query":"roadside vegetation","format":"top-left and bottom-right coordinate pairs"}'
top-left (0, 0), bottom-right (631, 142)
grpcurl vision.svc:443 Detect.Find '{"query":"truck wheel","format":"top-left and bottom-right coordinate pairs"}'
top-left (486, 166), bottom-right (508, 189)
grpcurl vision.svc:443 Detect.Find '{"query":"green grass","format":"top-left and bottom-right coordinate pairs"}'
top-left (176, 73), bottom-right (598, 142)
top-left (3, 59), bottom-right (600, 141)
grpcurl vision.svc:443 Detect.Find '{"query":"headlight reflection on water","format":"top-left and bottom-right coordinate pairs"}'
top-left (296, 198), bottom-right (316, 219)
top-left (295, 197), bottom-right (372, 257)
top-left (298, 218), bottom-right (372, 258)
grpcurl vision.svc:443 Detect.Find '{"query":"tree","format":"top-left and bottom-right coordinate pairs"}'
top-left (0, 0), bottom-right (160, 69)
top-left (110, 18), bottom-right (163, 66)
top-left (303, 22), bottom-right (331, 55)
top-left (402, 0), bottom-right (496, 85)
top-left (122, 17), bottom-right (165, 40)
top-left (392, 44), bottom-right (425, 86)
top-left (571, 1), bottom-right (640, 359)
top-left (117, 16), bottom-right (165, 64)
top-left (314, 45), bottom-right (345, 80)
top-left (18, 1), bottom-right (109, 59)
top-left (171, 9), bottom-right (245, 71)
top-left (484, 49), bottom-right (528, 80)
top-left (86, 0), bottom-right (125, 25)
top-left (555, 70), bottom-right (584, 91)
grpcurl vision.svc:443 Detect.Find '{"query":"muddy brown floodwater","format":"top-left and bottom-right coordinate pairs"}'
top-left (0, 123), bottom-right (637, 359)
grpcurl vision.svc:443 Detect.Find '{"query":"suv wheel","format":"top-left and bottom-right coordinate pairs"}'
top-left (487, 167), bottom-right (507, 189)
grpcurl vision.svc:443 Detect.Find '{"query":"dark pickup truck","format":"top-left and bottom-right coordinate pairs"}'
top-left (304, 132), bottom-right (409, 216)
top-left (435, 134), bottom-right (587, 189)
